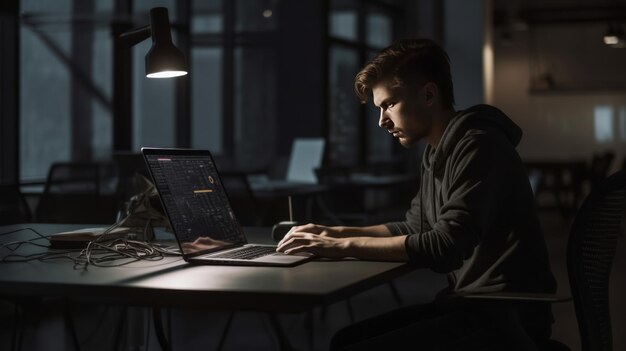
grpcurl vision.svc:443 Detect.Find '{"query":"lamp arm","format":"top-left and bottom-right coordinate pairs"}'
top-left (118, 25), bottom-right (151, 47)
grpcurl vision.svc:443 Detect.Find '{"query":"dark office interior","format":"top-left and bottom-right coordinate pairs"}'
top-left (1, 0), bottom-right (626, 350)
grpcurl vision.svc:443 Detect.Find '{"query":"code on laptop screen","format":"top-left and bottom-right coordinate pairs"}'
top-left (145, 153), bottom-right (245, 255)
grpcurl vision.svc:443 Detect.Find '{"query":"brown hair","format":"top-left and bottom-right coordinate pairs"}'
top-left (354, 38), bottom-right (455, 108)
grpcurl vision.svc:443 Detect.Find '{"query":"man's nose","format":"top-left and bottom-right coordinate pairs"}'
top-left (379, 110), bottom-right (391, 129)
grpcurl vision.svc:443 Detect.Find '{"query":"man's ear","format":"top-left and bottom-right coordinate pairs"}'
top-left (423, 82), bottom-right (438, 107)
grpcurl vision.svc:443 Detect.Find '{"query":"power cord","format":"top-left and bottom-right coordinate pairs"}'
top-left (0, 225), bottom-right (181, 267)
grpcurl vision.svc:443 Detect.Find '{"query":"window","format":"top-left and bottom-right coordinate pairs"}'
top-left (234, 47), bottom-right (277, 169)
top-left (327, 0), bottom-right (404, 168)
top-left (594, 105), bottom-right (614, 143)
top-left (15, 0), bottom-right (407, 184)
top-left (191, 48), bottom-right (223, 153)
top-left (328, 46), bottom-right (360, 166)
top-left (191, 0), bottom-right (278, 169)
top-left (20, 20), bottom-right (72, 180)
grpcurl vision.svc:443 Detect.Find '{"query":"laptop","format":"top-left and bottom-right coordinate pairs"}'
top-left (141, 147), bottom-right (310, 266)
top-left (248, 138), bottom-right (325, 191)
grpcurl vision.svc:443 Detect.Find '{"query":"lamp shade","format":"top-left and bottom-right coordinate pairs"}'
top-left (603, 24), bottom-right (625, 48)
top-left (145, 7), bottom-right (188, 78)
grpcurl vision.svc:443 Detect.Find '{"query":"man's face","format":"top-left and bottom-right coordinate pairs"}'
top-left (372, 81), bottom-right (433, 148)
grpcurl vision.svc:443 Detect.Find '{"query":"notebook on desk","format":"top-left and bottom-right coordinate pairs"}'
top-left (141, 148), bottom-right (310, 267)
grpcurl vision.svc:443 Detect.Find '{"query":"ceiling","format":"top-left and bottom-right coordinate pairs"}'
top-left (494, 0), bottom-right (626, 27)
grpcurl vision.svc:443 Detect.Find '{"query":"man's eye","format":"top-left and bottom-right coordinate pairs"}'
top-left (387, 103), bottom-right (395, 109)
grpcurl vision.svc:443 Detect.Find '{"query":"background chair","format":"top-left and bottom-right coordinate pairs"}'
top-left (466, 169), bottom-right (626, 350)
top-left (219, 171), bottom-right (266, 226)
top-left (566, 168), bottom-right (625, 350)
top-left (35, 161), bottom-right (120, 224)
top-left (112, 151), bottom-right (150, 204)
top-left (587, 151), bottom-right (615, 189)
top-left (331, 169), bottom-right (626, 351)
top-left (527, 160), bottom-right (587, 218)
top-left (0, 184), bottom-right (32, 224)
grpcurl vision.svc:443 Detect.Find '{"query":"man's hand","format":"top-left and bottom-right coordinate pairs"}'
top-left (276, 230), bottom-right (349, 258)
top-left (276, 223), bottom-right (406, 261)
top-left (290, 223), bottom-right (343, 238)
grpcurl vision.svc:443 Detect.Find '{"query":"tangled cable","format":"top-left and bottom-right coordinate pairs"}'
top-left (0, 225), bottom-right (180, 268)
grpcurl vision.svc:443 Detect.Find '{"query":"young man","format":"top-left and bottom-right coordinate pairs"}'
top-left (277, 38), bottom-right (557, 349)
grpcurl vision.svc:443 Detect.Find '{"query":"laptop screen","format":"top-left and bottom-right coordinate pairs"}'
top-left (143, 149), bottom-right (246, 255)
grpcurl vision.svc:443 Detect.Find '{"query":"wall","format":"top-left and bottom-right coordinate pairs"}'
top-left (493, 23), bottom-right (626, 172)
top-left (444, 0), bottom-right (489, 109)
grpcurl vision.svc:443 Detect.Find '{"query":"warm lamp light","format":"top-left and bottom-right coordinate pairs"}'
top-left (112, 6), bottom-right (189, 151)
top-left (119, 7), bottom-right (188, 78)
top-left (603, 24), bottom-right (625, 48)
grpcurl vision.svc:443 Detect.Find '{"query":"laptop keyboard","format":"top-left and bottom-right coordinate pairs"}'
top-left (211, 245), bottom-right (277, 260)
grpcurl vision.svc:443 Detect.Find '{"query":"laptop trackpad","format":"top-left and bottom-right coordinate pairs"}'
top-left (255, 253), bottom-right (311, 263)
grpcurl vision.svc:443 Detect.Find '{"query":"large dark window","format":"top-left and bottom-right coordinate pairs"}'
top-left (14, 0), bottom-right (409, 185)
top-left (327, 0), bottom-right (405, 168)
top-left (20, 0), bottom-right (112, 182)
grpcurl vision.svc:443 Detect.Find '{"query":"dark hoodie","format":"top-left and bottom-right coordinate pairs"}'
top-left (385, 105), bottom-right (557, 338)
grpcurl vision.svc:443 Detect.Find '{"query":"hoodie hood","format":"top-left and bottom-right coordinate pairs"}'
top-left (423, 104), bottom-right (522, 172)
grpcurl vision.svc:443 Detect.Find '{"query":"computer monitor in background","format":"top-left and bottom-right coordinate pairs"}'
top-left (285, 138), bottom-right (325, 184)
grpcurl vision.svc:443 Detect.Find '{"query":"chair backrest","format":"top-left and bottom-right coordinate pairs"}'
top-left (219, 171), bottom-right (264, 226)
top-left (0, 184), bottom-right (32, 224)
top-left (588, 152), bottom-right (615, 189)
top-left (36, 162), bottom-right (120, 224)
top-left (567, 169), bottom-right (626, 351)
top-left (113, 152), bottom-right (150, 202)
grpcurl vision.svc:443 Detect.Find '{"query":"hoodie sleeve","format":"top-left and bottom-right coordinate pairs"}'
top-left (385, 191), bottom-right (432, 236)
top-left (405, 132), bottom-right (515, 273)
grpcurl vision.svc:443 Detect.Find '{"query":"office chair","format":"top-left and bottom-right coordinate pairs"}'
top-left (113, 151), bottom-right (150, 203)
top-left (566, 168), bottom-right (625, 350)
top-left (0, 184), bottom-right (31, 224)
top-left (460, 169), bottom-right (625, 350)
top-left (330, 169), bottom-right (626, 351)
top-left (35, 161), bottom-right (120, 224)
top-left (588, 152), bottom-right (615, 189)
top-left (219, 171), bottom-right (266, 226)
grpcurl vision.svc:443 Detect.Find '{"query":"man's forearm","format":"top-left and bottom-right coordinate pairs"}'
top-left (342, 235), bottom-right (409, 261)
top-left (337, 224), bottom-right (392, 238)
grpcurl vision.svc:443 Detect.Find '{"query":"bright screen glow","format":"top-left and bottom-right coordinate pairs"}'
top-left (604, 35), bottom-right (619, 45)
top-left (146, 71), bottom-right (188, 78)
top-left (594, 105), bottom-right (614, 142)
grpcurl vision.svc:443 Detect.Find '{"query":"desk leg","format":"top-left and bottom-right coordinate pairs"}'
top-left (62, 300), bottom-right (80, 351)
top-left (153, 307), bottom-right (172, 351)
top-left (388, 281), bottom-right (403, 307)
top-left (305, 310), bottom-right (314, 351)
top-left (11, 303), bottom-right (24, 351)
top-left (266, 313), bottom-right (296, 351)
top-left (113, 306), bottom-right (128, 349)
top-left (216, 312), bottom-right (235, 351)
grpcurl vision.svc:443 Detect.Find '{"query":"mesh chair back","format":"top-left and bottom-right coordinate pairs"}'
top-left (46, 163), bottom-right (98, 194)
top-left (588, 152), bottom-right (615, 189)
top-left (0, 184), bottom-right (31, 224)
top-left (219, 172), bottom-right (264, 226)
top-left (567, 169), bottom-right (626, 351)
top-left (36, 162), bottom-right (120, 224)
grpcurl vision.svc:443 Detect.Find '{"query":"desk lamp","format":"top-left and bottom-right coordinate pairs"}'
top-left (119, 7), bottom-right (188, 78)
top-left (603, 23), bottom-right (626, 48)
